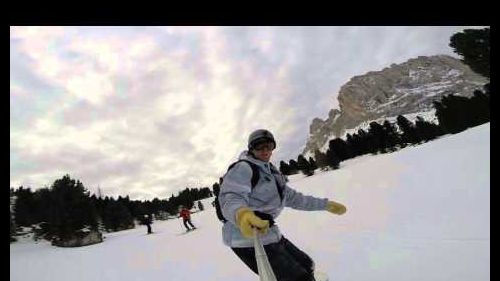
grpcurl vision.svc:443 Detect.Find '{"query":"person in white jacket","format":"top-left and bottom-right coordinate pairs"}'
top-left (219, 129), bottom-right (347, 281)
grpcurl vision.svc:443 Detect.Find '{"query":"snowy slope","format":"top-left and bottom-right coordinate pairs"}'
top-left (10, 123), bottom-right (490, 281)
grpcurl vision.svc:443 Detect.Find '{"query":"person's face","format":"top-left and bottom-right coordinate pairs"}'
top-left (251, 141), bottom-right (275, 162)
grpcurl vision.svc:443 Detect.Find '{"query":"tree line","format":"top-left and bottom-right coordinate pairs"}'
top-left (279, 80), bottom-right (490, 177)
top-left (10, 175), bottom-right (212, 243)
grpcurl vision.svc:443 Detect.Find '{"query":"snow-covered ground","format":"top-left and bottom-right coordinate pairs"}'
top-left (10, 123), bottom-right (490, 281)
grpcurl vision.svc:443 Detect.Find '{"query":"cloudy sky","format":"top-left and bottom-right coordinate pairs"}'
top-left (10, 26), bottom-right (479, 200)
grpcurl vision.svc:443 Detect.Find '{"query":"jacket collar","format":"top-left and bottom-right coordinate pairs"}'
top-left (239, 150), bottom-right (277, 175)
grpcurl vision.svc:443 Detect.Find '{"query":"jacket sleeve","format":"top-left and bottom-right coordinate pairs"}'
top-left (284, 184), bottom-right (328, 211)
top-left (218, 162), bottom-right (253, 226)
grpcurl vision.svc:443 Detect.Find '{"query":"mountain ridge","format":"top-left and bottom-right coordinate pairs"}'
top-left (303, 55), bottom-right (489, 156)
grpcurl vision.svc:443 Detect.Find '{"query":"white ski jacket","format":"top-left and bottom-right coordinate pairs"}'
top-left (219, 151), bottom-right (328, 248)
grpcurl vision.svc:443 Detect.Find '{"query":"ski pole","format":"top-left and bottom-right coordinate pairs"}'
top-left (253, 228), bottom-right (277, 281)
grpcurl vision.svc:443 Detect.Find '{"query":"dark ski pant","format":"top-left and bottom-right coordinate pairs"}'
top-left (146, 224), bottom-right (152, 234)
top-left (231, 236), bottom-right (315, 281)
top-left (183, 218), bottom-right (195, 230)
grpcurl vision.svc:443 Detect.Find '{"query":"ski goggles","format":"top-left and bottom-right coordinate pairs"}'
top-left (253, 141), bottom-right (275, 151)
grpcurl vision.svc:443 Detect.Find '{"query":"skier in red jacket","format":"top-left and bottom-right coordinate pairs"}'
top-left (179, 205), bottom-right (196, 231)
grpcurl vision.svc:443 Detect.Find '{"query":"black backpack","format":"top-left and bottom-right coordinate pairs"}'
top-left (214, 159), bottom-right (284, 224)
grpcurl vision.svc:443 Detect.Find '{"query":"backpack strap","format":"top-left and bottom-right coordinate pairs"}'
top-left (227, 159), bottom-right (260, 189)
top-left (269, 163), bottom-right (285, 202)
top-left (216, 160), bottom-right (260, 224)
top-left (229, 160), bottom-right (284, 201)
top-left (217, 160), bottom-right (285, 224)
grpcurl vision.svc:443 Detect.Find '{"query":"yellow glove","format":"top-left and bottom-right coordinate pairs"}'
top-left (326, 201), bottom-right (347, 215)
top-left (235, 207), bottom-right (270, 238)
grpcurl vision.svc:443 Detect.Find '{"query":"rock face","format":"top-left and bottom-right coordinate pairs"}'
top-left (303, 55), bottom-right (489, 155)
top-left (52, 229), bottom-right (103, 247)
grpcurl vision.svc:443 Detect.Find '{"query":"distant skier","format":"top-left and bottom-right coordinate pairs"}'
top-left (218, 129), bottom-right (347, 281)
top-left (179, 205), bottom-right (196, 231)
top-left (197, 201), bottom-right (204, 211)
top-left (144, 214), bottom-right (153, 234)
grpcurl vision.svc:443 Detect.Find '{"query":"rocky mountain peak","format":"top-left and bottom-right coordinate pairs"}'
top-left (303, 55), bottom-right (489, 156)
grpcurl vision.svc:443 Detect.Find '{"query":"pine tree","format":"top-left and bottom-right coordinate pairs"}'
top-left (288, 159), bottom-right (299, 175)
top-left (325, 149), bottom-right (340, 169)
top-left (382, 120), bottom-right (400, 152)
top-left (450, 28), bottom-right (490, 78)
top-left (328, 138), bottom-right (352, 161)
top-left (10, 209), bottom-right (16, 242)
top-left (354, 128), bottom-right (370, 155)
top-left (297, 154), bottom-right (314, 176)
top-left (103, 198), bottom-right (134, 232)
top-left (32, 187), bottom-right (52, 234)
top-left (297, 154), bottom-right (310, 172)
top-left (13, 186), bottom-right (36, 227)
top-left (367, 121), bottom-right (387, 153)
top-left (434, 94), bottom-right (471, 134)
top-left (345, 134), bottom-right (360, 157)
top-left (414, 116), bottom-right (442, 142)
top-left (397, 115), bottom-right (420, 144)
top-left (46, 175), bottom-right (99, 241)
top-left (469, 88), bottom-right (490, 126)
top-left (308, 157), bottom-right (318, 171)
top-left (151, 198), bottom-right (162, 215)
top-left (279, 160), bottom-right (291, 175)
top-left (313, 149), bottom-right (329, 170)
top-left (10, 189), bottom-right (17, 242)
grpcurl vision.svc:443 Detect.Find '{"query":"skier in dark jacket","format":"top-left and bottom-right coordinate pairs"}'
top-left (144, 214), bottom-right (153, 234)
top-left (218, 129), bottom-right (347, 281)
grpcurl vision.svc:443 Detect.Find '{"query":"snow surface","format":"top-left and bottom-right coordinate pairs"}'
top-left (10, 123), bottom-right (490, 281)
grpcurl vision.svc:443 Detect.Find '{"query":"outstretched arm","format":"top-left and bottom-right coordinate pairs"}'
top-left (284, 185), bottom-right (347, 215)
top-left (284, 185), bottom-right (329, 210)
